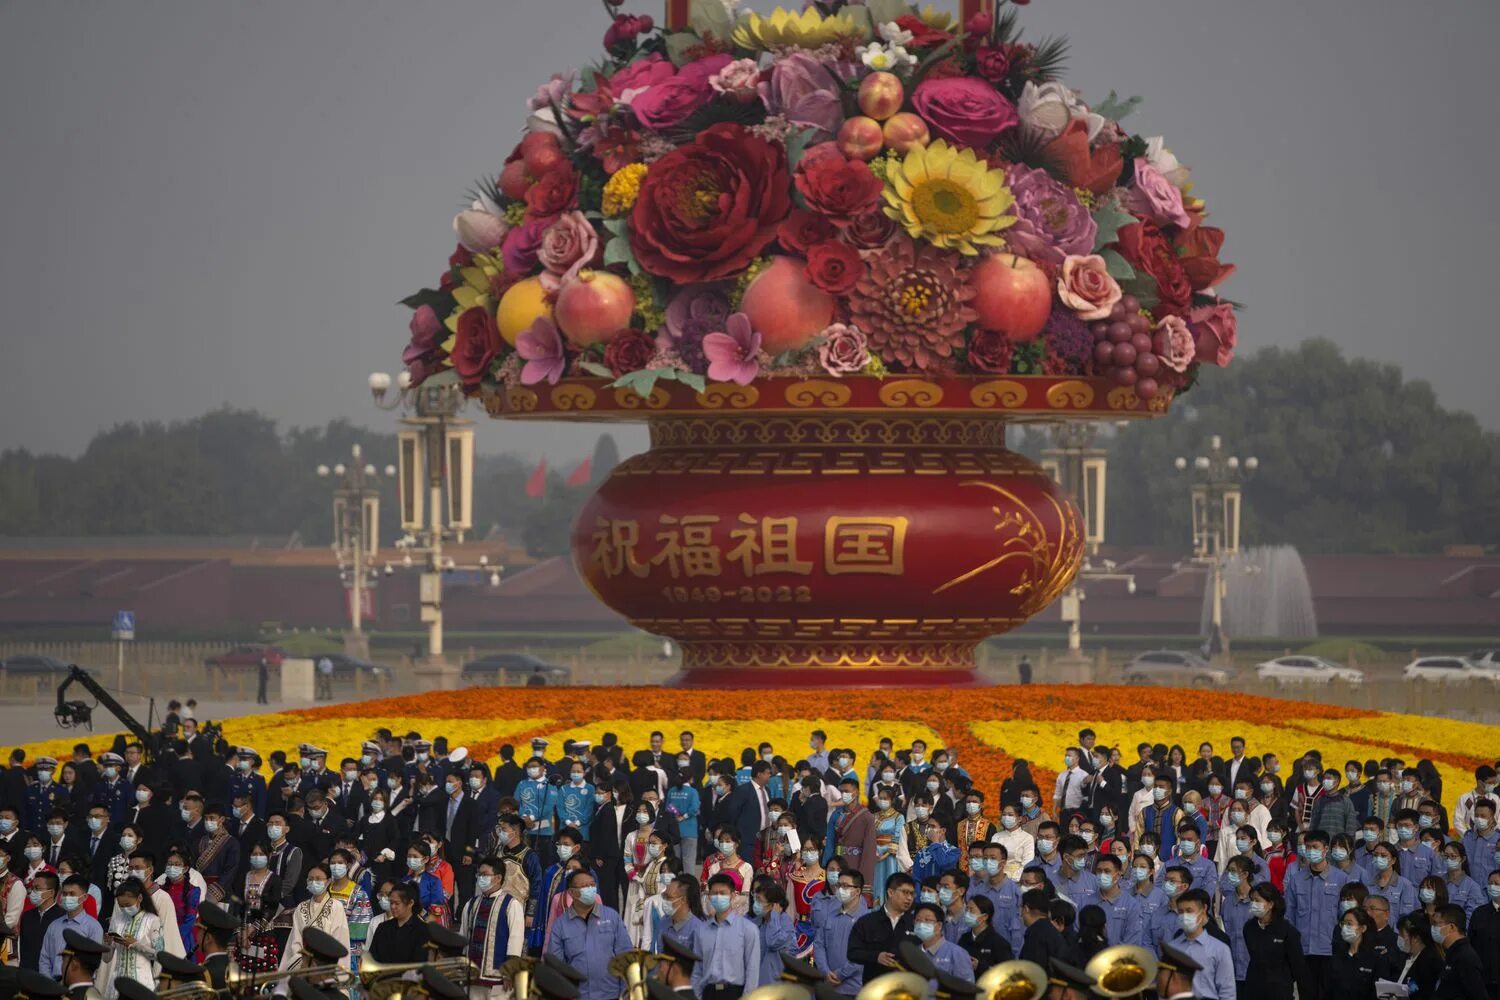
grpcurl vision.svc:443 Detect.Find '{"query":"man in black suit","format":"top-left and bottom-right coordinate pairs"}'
top-left (331, 757), bottom-right (368, 821)
top-left (231, 792), bottom-right (266, 857)
top-left (302, 790), bottom-right (347, 861)
top-left (492, 745), bottom-right (523, 800)
top-left (172, 792), bottom-right (207, 847)
top-left (120, 743), bottom-right (152, 793)
top-left (439, 771), bottom-right (479, 853)
top-left (727, 761), bottom-right (771, 851)
top-left (80, 805), bottom-right (116, 891)
top-left (1225, 736), bottom-right (1260, 791)
top-left (0, 806), bottom-right (25, 875)
top-left (41, 809), bottom-right (84, 869)
top-left (847, 872), bottom-right (917, 985)
top-left (0, 750), bottom-right (27, 816)
top-left (1431, 903), bottom-right (1488, 1000)
top-left (795, 776), bottom-right (828, 842)
top-left (67, 745), bottom-right (100, 795)
top-left (1018, 888), bottom-right (1070, 970)
top-left (678, 732), bottom-right (707, 786)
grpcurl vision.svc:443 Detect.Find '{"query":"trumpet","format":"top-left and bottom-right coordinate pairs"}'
top-left (742, 987), bottom-right (812, 1000)
top-left (499, 956), bottom-right (539, 1000)
top-left (854, 972), bottom-right (931, 1000)
top-left (608, 949), bottom-right (660, 1000)
top-left (361, 954), bottom-right (477, 1000)
top-left (1084, 945), bottom-right (1157, 999)
top-left (156, 984), bottom-right (219, 1000)
top-left (225, 962), bottom-right (355, 995)
top-left (975, 961), bottom-right (1047, 1000)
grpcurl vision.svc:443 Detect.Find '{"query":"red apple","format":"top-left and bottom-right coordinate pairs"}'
top-left (554, 270), bottom-right (636, 348)
top-left (836, 117), bottom-right (885, 162)
top-left (739, 256), bottom-right (836, 354)
top-left (969, 253), bottom-right (1053, 342)
top-left (857, 72), bottom-right (905, 121)
top-left (882, 112), bottom-right (930, 154)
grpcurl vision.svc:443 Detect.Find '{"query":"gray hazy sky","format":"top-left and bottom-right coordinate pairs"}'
top-left (3, 0), bottom-right (1498, 459)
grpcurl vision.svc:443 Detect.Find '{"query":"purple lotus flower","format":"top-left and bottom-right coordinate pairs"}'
top-left (758, 52), bottom-right (844, 140)
top-left (702, 313), bottom-right (762, 385)
top-left (663, 283), bottom-right (733, 342)
top-left (1004, 164), bottom-right (1098, 266)
top-left (516, 317), bottom-right (566, 386)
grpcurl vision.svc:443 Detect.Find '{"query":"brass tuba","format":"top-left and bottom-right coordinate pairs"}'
top-left (607, 949), bottom-right (659, 1000)
top-left (741, 987), bottom-right (813, 1000)
top-left (499, 956), bottom-right (539, 1000)
top-left (855, 971), bottom-right (931, 1000)
top-left (360, 956), bottom-right (476, 1000)
top-left (975, 961), bottom-right (1048, 1000)
top-left (1084, 946), bottom-right (1157, 999)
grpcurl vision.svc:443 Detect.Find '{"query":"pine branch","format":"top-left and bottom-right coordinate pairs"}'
top-left (1026, 35), bottom-right (1070, 83)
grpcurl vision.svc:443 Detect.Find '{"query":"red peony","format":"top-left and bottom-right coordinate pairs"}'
top-left (452, 307), bottom-right (503, 390)
top-left (794, 145), bottom-right (885, 226)
top-left (805, 241), bottom-right (865, 295)
top-left (1115, 220), bottom-right (1193, 316)
top-left (967, 329), bottom-right (1015, 374)
top-left (975, 45), bottom-right (1010, 85)
top-left (894, 14), bottom-right (952, 48)
top-left (603, 329), bottom-right (656, 375)
top-left (524, 161), bottom-right (578, 220)
top-left (778, 209), bottom-right (836, 255)
top-left (629, 123), bottom-right (793, 283)
top-left (1044, 119), bottom-right (1124, 197)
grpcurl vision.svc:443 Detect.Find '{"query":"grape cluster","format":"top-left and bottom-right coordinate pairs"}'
top-left (1088, 295), bottom-right (1163, 399)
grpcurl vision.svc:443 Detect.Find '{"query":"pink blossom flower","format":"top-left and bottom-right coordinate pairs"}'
top-left (516, 317), bottom-right (567, 386)
top-left (818, 323), bottom-right (870, 376)
top-left (528, 71), bottom-right (576, 112)
top-left (1127, 157), bottom-right (1192, 230)
top-left (702, 312), bottom-right (762, 385)
top-left (1153, 314), bottom-right (1195, 372)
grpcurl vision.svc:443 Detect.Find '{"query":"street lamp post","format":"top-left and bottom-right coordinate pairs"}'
top-left (1173, 435), bottom-right (1258, 661)
top-left (316, 444), bottom-right (394, 657)
top-left (369, 373), bottom-right (487, 669)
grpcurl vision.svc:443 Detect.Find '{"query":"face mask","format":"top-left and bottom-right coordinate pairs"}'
top-left (555, 844), bottom-right (575, 862)
top-left (574, 885), bottom-right (598, 906)
top-left (1330, 847), bottom-right (1349, 862)
top-left (1401, 779), bottom-right (1416, 793)
top-left (1183, 803), bottom-right (1199, 815)
top-left (1261, 782), bottom-right (1275, 795)
top-left (838, 759), bottom-right (851, 770)
top-left (920, 890), bottom-right (938, 905)
top-left (1179, 911), bottom-right (1198, 932)
top-left (249, 855), bottom-right (268, 870)
top-left (305, 879), bottom-right (328, 896)
top-left (801, 850), bottom-right (819, 865)
top-left (595, 794), bottom-right (609, 805)
top-left (1419, 815), bottom-right (1435, 829)
top-left (1180, 843), bottom-right (1199, 857)
top-left (476, 875), bottom-right (494, 893)
top-left (761, 752), bottom-right (774, 763)
top-left (166, 864), bottom-right (187, 880)
top-left (1132, 866), bottom-right (1150, 883)
top-left (926, 781), bottom-right (940, 793)
top-left (1000, 815), bottom-right (1018, 830)
top-left (1268, 832), bottom-right (1284, 846)
top-left (407, 857), bottom-right (424, 871)
top-left (1152, 788), bottom-right (1168, 801)
top-left (1249, 901), bottom-right (1267, 917)
top-left (1304, 849), bottom-right (1324, 866)
top-left (24, 847), bottom-right (43, 861)
top-left (708, 894), bottom-right (731, 913)
top-left (913, 921), bottom-right (937, 942)
top-left (1445, 856), bottom-right (1462, 871)
top-left (527, 768), bottom-right (542, 780)
top-left (841, 792), bottom-right (854, 805)
top-left (37, 771), bottom-right (53, 783)
top-left (1374, 855), bottom-right (1391, 871)
top-left (677, 759), bottom-right (690, 769)
top-left (135, 790), bottom-right (150, 803)
top-left (914, 807), bottom-right (930, 821)
top-left (965, 802), bottom-right (982, 816)
top-left (415, 753), bottom-right (429, 763)
top-left (1096, 872), bottom-right (1115, 891)
top-left (1226, 872), bottom-right (1242, 887)
top-left (636, 812), bottom-right (651, 826)
top-left (837, 886), bottom-right (857, 903)
top-left (768, 809), bottom-right (783, 823)
top-left (201, 818), bottom-right (222, 835)
top-left (646, 843), bottom-right (664, 859)
top-left (875, 799), bottom-right (891, 811)
top-left (61, 895), bottom-right (81, 913)
top-left (970, 861), bottom-right (985, 878)
top-left (387, 778), bottom-right (402, 790)
top-left (1140, 775), bottom-right (1154, 788)
top-left (1486, 884), bottom-right (1500, 900)
top-left (1419, 888), bottom-right (1437, 904)
top-left (1475, 817), bottom-right (1491, 831)
top-left (103, 766), bottom-right (119, 780)
top-left (1070, 856), bottom-right (1087, 871)
top-left (1377, 781), bottom-right (1392, 793)
top-left (1208, 785), bottom-right (1223, 797)
top-left (1163, 881), bottom-right (1182, 898)
top-left (267, 824), bottom-right (285, 840)
top-left (1080, 832), bottom-right (1095, 846)
top-left (1233, 789), bottom-right (1248, 800)
top-left (1037, 839), bottom-right (1055, 855)
top-left (1231, 812), bottom-right (1247, 826)
top-left (27, 890), bottom-right (43, 906)
top-left (962, 909), bottom-right (980, 928)
top-left (1397, 827), bottom-right (1416, 841)
top-left (1020, 797), bottom-right (1036, 809)
top-left (1340, 900), bottom-right (1357, 913)
top-left (1141, 845), bottom-right (1157, 858)
top-left (378, 896), bottom-right (391, 912)
top-left (1269, 763), bottom-right (1281, 774)
top-left (1100, 814), bottom-right (1116, 830)
top-left (46, 823), bottom-right (65, 838)
top-left (1431, 925), bottom-right (1446, 944)
top-left (719, 842), bottom-right (736, 856)
top-left (934, 887), bottom-right (954, 906)
top-left (1338, 924), bottom-right (1360, 943)
top-left (0, 820), bottom-right (12, 833)
top-left (370, 801), bottom-right (386, 815)
top-left (751, 900), bottom-right (767, 917)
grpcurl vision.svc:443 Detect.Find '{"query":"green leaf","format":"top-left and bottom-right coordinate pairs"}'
top-left (866, 0), bottom-right (912, 27)
top-left (610, 368), bottom-right (665, 399)
top-left (1092, 198), bottom-right (1136, 251)
top-left (664, 31), bottom-right (700, 67)
top-left (785, 126), bottom-right (821, 172)
top-left (1100, 248), bottom-right (1136, 281)
top-left (1118, 272), bottom-right (1160, 311)
top-left (603, 236), bottom-right (637, 271)
top-left (688, 0), bottom-right (733, 43)
top-left (398, 288), bottom-right (453, 313)
top-left (1094, 91), bottom-right (1143, 122)
top-left (674, 371), bottom-right (707, 394)
top-left (602, 217), bottom-right (630, 239)
top-left (579, 362), bottom-right (613, 379)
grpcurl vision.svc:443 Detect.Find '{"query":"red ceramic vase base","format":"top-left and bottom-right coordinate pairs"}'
top-left (663, 666), bottom-right (988, 689)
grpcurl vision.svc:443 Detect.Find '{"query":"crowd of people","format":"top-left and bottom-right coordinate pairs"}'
top-left (0, 714), bottom-right (1497, 1000)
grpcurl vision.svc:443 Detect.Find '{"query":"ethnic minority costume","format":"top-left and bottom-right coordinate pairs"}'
top-left (704, 855), bottom-right (755, 916)
top-left (459, 891), bottom-right (523, 990)
top-left (528, 860), bottom-right (570, 952)
top-left (956, 815), bottom-right (996, 872)
top-left (276, 895), bottom-right (351, 984)
top-left (784, 862), bottom-right (825, 960)
top-left (625, 855), bottom-right (670, 950)
top-left (194, 829), bottom-right (240, 903)
top-left (329, 877), bottom-right (372, 986)
top-left (98, 906), bottom-right (165, 1000)
top-left (408, 868), bottom-right (450, 927)
top-left (502, 843), bottom-right (543, 938)
top-left (234, 869), bottom-right (282, 973)
top-left (872, 807), bottom-right (910, 901)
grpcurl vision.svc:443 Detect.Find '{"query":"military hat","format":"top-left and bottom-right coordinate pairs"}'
top-left (413, 739), bottom-right (433, 750)
top-left (779, 955), bottom-right (822, 985)
top-left (157, 952), bottom-right (207, 981)
top-left (896, 941), bottom-right (938, 979)
top-left (422, 921), bottom-right (467, 955)
top-left (1046, 959), bottom-right (1096, 991)
top-left (60, 929), bottom-right (107, 968)
top-left (114, 981), bottom-right (154, 1000)
top-left (237, 746), bottom-right (259, 758)
top-left (542, 954), bottom-right (586, 985)
top-left (646, 981), bottom-right (683, 1000)
top-left (936, 970), bottom-right (980, 998)
top-left (15, 971), bottom-right (64, 999)
top-left (34, 756), bottom-right (58, 770)
top-left (531, 737), bottom-right (550, 750)
top-left (361, 740), bottom-right (381, 754)
top-left (533, 965), bottom-right (581, 1000)
top-left (1156, 944), bottom-right (1202, 975)
top-left (99, 751), bottom-right (124, 766)
top-left (419, 966), bottom-right (466, 1000)
top-left (289, 978), bottom-right (341, 1000)
top-left (661, 936), bottom-right (700, 973)
top-left (197, 901), bottom-right (239, 933)
top-left (300, 928), bottom-right (349, 964)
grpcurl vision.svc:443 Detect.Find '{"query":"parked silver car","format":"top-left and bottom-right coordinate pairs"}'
top-left (1123, 650), bottom-right (1230, 687)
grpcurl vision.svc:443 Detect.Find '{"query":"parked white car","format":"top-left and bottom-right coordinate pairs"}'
top-left (1403, 656), bottom-right (1491, 682)
top-left (1255, 655), bottom-right (1364, 685)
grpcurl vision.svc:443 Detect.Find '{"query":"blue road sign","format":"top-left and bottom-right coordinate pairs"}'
top-left (113, 610), bottom-right (135, 634)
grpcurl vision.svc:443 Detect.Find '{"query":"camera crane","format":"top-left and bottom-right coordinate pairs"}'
top-left (53, 663), bottom-right (169, 762)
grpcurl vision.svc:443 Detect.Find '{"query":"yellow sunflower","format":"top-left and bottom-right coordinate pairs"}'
top-left (882, 140), bottom-right (1016, 255)
top-left (732, 7), bottom-right (863, 52)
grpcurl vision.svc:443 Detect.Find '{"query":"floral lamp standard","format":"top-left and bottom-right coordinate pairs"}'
top-left (1174, 437), bottom-right (1258, 661)
top-left (392, 0), bottom-right (1240, 687)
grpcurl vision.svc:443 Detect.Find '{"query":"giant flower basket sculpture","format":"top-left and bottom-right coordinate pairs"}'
top-left (397, 0), bottom-right (1238, 686)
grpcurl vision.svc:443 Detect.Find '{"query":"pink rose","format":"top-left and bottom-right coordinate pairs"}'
top-left (610, 54), bottom-right (677, 98)
top-left (910, 77), bottom-right (1019, 150)
top-left (678, 53), bottom-right (734, 87)
top-left (1127, 157), bottom-right (1192, 230)
top-left (631, 75), bottom-right (713, 129)
top-left (1189, 302), bottom-right (1237, 367)
top-left (1153, 314), bottom-right (1195, 373)
top-left (709, 57), bottom-right (761, 97)
top-left (537, 211), bottom-right (600, 291)
top-left (818, 323), bottom-right (870, 376)
top-left (1057, 254), bottom-right (1123, 320)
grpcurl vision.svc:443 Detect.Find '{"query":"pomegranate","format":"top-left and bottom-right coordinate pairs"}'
top-left (554, 270), bottom-right (636, 348)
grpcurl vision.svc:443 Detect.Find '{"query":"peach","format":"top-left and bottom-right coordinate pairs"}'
top-left (739, 256), bottom-right (836, 354)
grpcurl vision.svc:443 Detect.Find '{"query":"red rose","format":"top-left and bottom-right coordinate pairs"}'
top-left (524, 161), bottom-right (578, 220)
top-left (1044, 119), bottom-right (1123, 197)
top-left (603, 329), bottom-right (656, 376)
top-left (894, 14), bottom-right (952, 48)
top-left (629, 123), bottom-right (793, 283)
top-left (452, 307), bottom-right (502, 389)
top-left (911, 77), bottom-right (1019, 151)
top-left (1115, 221), bottom-right (1193, 315)
top-left (841, 210), bottom-right (899, 251)
top-left (967, 329), bottom-right (1014, 374)
top-left (794, 145), bottom-right (885, 226)
top-left (778, 209), bottom-right (836, 254)
top-left (804, 241), bottom-right (865, 295)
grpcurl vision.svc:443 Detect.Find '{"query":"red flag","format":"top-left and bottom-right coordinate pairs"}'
top-left (566, 458), bottom-right (593, 487)
top-left (525, 458), bottom-right (547, 499)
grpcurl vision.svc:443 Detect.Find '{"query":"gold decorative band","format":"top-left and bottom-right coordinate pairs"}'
top-left (648, 415), bottom-right (1010, 449)
top-left (677, 640), bottom-right (978, 670)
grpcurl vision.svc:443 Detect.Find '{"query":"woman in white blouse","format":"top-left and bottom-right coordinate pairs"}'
top-left (96, 879), bottom-right (165, 999)
top-left (275, 862), bottom-right (351, 992)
